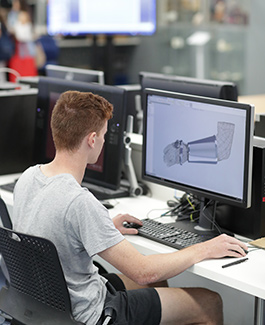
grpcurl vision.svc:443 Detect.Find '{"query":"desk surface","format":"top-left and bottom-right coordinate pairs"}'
top-left (1, 174), bottom-right (265, 302)
top-left (108, 196), bottom-right (265, 301)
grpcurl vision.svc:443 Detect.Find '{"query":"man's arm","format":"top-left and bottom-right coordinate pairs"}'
top-left (98, 234), bottom-right (248, 286)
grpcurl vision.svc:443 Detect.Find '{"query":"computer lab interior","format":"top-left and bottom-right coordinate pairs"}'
top-left (1, 1), bottom-right (265, 324)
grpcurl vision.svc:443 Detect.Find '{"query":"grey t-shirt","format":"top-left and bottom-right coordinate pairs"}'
top-left (13, 165), bottom-right (124, 324)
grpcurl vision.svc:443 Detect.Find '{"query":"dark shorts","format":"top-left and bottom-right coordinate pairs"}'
top-left (96, 273), bottom-right (161, 325)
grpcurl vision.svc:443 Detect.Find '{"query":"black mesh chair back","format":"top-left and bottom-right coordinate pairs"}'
top-left (0, 197), bottom-right (12, 229)
top-left (0, 227), bottom-right (84, 325)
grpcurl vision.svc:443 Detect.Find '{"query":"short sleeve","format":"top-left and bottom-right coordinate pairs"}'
top-left (66, 191), bottom-right (124, 257)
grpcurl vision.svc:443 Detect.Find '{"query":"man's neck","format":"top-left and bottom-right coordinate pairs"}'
top-left (40, 151), bottom-right (87, 185)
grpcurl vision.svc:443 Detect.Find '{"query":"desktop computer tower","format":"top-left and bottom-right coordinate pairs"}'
top-left (216, 136), bottom-right (265, 239)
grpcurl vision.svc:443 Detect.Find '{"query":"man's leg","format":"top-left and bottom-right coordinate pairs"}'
top-left (156, 287), bottom-right (223, 325)
top-left (117, 273), bottom-right (168, 290)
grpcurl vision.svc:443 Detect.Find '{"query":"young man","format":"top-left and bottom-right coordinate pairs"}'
top-left (13, 91), bottom-right (248, 325)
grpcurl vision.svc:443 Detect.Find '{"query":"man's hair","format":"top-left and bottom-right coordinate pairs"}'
top-left (51, 90), bottom-right (113, 151)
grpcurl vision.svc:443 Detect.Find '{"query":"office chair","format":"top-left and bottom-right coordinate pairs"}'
top-left (0, 197), bottom-right (12, 297)
top-left (0, 227), bottom-right (84, 325)
top-left (0, 197), bottom-right (12, 229)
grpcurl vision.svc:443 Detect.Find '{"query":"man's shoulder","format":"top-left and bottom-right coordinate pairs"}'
top-left (16, 165), bottom-right (39, 185)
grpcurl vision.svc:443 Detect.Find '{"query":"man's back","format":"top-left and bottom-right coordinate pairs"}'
top-left (13, 165), bottom-right (124, 324)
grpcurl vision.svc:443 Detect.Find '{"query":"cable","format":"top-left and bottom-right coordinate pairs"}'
top-left (146, 207), bottom-right (171, 220)
top-left (186, 195), bottom-right (196, 221)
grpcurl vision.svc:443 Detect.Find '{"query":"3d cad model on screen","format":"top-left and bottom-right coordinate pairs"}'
top-left (163, 122), bottom-right (235, 166)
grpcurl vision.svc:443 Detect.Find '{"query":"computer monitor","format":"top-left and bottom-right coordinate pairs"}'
top-left (0, 88), bottom-right (38, 174)
top-left (139, 71), bottom-right (238, 101)
top-left (47, 0), bottom-right (156, 36)
top-left (142, 88), bottom-right (254, 232)
top-left (45, 65), bottom-right (105, 85)
top-left (34, 77), bottom-right (128, 199)
top-left (118, 84), bottom-right (142, 133)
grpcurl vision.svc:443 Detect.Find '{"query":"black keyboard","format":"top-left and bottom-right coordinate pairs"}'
top-left (134, 218), bottom-right (214, 250)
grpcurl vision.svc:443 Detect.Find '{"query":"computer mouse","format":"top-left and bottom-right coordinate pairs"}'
top-left (243, 248), bottom-right (248, 255)
top-left (230, 248), bottom-right (248, 256)
top-left (123, 222), bottom-right (142, 229)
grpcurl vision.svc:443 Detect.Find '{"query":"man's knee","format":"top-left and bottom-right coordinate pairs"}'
top-left (205, 288), bottom-right (223, 310)
top-left (200, 288), bottom-right (223, 324)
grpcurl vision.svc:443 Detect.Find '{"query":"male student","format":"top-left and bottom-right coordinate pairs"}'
top-left (13, 90), bottom-right (248, 325)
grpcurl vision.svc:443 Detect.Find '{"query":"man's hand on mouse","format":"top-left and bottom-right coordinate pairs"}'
top-left (201, 233), bottom-right (248, 259)
top-left (113, 213), bottom-right (143, 235)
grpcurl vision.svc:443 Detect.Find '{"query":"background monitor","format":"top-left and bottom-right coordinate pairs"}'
top-left (142, 88), bottom-right (254, 232)
top-left (118, 84), bottom-right (142, 133)
top-left (0, 88), bottom-right (38, 174)
top-left (139, 71), bottom-right (238, 101)
top-left (45, 64), bottom-right (105, 85)
top-left (34, 77), bottom-right (128, 198)
top-left (47, 0), bottom-right (156, 36)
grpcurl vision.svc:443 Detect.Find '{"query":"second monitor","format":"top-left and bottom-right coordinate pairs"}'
top-left (45, 64), bottom-right (105, 85)
top-left (140, 71), bottom-right (238, 101)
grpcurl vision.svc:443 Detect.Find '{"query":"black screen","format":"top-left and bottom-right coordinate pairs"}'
top-left (0, 89), bottom-right (37, 174)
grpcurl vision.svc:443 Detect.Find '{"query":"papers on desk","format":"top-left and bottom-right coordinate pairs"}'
top-left (249, 237), bottom-right (265, 249)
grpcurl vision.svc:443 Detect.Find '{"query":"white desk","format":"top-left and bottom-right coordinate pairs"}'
top-left (109, 197), bottom-right (265, 294)
top-left (1, 175), bottom-right (265, 325)
top-left (108, 196), bottom-right (265, 325)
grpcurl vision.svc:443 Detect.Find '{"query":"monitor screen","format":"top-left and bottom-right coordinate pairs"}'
top-left (142, 88), bottom-right (254, 228)
top-left (47, 0), bottom-right (156, 36)
top-left (139, 71), bottom-right (238, 101)
top-left (45, 64), bottom-right (105, 85)
top-left (0, 89), bottom-right (38, 174)
top-left (34, 77), bottom-right (127, 194)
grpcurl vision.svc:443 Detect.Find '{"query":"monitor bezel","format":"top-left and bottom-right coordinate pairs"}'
top-left (142, 88), bottom-right (254, 208)
top-left (45, 65), bottom-right (105, 85)
top-left (139, 71), bottom-right (238, 101)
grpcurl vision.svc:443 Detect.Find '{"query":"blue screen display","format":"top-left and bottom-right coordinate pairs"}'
top-left (47, 0), bottom-right (156, 36)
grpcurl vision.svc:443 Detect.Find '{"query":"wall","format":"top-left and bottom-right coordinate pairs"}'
top-left (245, 0), bottom-right (265, 95)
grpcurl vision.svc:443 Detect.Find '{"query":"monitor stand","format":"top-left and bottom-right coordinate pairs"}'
top-left (171, 197), bottom-right (234, 238)
top-left (194, 198), bottom-right (217, 232)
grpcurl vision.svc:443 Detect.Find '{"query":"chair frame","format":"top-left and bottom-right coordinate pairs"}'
top-left (0, 227), bottom-right (84, 325)
top-left (0, 197), bottom-right (12, 229)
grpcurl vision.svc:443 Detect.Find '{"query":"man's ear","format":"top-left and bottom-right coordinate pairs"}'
top-left (87, 132), bottom-right (97, 148)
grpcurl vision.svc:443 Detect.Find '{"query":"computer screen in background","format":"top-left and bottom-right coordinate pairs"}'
top-left (139, 71), bottom-right (238, 101)
top-left (45, 64), bottom-right (105, 85)
top-left (142, 88), bottom-right (254, 234)
top-left (34, 77), bottom-right (128, 199)
top-left (0, 89), bottom-right (38, 174)
top-left (118, 84), bottom-right (142, 134)
top-left (47, 0), bottom-right (156, 36)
